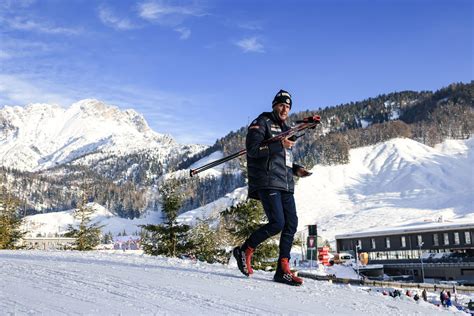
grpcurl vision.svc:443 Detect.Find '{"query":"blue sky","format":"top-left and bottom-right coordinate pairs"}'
top-left (0, 0), bottom-right (472, 144)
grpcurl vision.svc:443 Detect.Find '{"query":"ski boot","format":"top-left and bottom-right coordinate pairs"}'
top-left (273, 258), bottom-right (303, 286)
top-left (233, 246), bottom-right (255, 277)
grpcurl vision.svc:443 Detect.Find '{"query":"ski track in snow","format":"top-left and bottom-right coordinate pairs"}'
top-left (0, 251), bottom-right (456, 315)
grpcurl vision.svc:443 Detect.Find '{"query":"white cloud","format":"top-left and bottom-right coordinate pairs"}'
top-left (137, 1), bottom-right (204, 22)
top-left (0, 37), bottom-right (55, 61)
top-left (4, 16), bottom-right (81, 35)
top-left (235, 37), bottom-right (265, 53)
top-left (98, 6), bottom-right (138, 30)
top-left (0, 0), bottom-right (36, 9)
top-left (0, 74), bottom-right (75, 106)
top-left (135, 1), bottom-right (207, 39)
top-left (174, 27), bottom-right (191, 40)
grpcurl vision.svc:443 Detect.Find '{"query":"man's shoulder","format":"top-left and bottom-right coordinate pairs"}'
top-left (250, 112), bottom-right (273, 125)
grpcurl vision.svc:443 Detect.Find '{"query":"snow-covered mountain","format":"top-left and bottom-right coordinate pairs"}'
top-left (22, 137), bottom-right (473, 242)
top-left (295, 137), bottom-right (473, 243)
top-left (0, 99), bottom-right (204, 171)
top-left (178, 137), bottom-right (474, 244)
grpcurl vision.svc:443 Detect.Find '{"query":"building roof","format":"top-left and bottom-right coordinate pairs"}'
top-left (335, 220), bottom-right (474, 240)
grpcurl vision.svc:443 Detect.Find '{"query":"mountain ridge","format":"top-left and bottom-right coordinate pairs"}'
top-left (0, 99), bottom-right (188, 171)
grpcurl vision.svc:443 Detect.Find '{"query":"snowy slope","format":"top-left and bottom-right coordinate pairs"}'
top-left (178, 137), bottom-right (473, 245)
top-left (295, 137), bottom-right (474, 244)
top-left (21, 203), bottom-right (162, 237)
top-left (0, 99), bottom-right (203, 171)
top-left (0, 251), bottom-right (458, 315)
top-left (21, 137), bottom-right (473, 243)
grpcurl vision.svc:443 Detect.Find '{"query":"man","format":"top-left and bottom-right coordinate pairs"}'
top-left (233, 89), bottom-right (313, 286)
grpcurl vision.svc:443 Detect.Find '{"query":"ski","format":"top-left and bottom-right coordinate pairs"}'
top-left (190, 115), bottom-right (321, 177)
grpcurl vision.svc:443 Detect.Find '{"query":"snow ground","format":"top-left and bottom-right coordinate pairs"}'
top-left (0, 251), bottom-right (459, 315)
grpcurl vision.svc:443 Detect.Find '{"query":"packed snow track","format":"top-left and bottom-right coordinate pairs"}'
top-left (0, 251), bottom-right (454, 315)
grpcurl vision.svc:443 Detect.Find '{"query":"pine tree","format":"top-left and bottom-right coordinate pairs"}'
top-left (187, 219), bottom-right (228, 264)
top-left (222, 200), bottom-right (279, 270)
top-left (64, 192), bottom-right (103, 251)
top-left (141, 179), bottom-right (191, 257)
top-left (0, 187), bottom-right (25, 249)
top-left (103, 231), bottom-right (114, 244)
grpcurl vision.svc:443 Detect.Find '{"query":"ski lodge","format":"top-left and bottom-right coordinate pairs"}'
top-left (335, 221), bottom-right (474, 284)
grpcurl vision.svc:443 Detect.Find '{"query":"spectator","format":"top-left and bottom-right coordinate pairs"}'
top-left (445, 296), bottom-right (452, 308)
top-left (422, 289), bottom-right (428, 302)
top-left (440, 290), bottom-right (448, 307)
top-left (467, 299), bottom-right (474, 311)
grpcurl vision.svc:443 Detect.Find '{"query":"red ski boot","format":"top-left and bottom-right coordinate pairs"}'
top-left (233, 246), bottom-right (255, 276)
top-left (273, 258), bottom-right (303, 286)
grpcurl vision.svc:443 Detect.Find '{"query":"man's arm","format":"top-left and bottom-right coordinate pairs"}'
top-left (246, 118), bottom-right (283, 158)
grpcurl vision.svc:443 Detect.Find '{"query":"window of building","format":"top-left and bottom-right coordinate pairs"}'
top-left (357, 239), bottom-right (362, 249)
top-left (371, 238), bottom-right (376, 249)
top-left (443, 233), bottom-right (449, 245)
top-left (401, 236), bottom-right (406, 248)
top-left (465, 231), bottom-right (472, 244)
top-left (454, 232), bottom-right (460, 245)
top-left (433, 233), bottom-right (439, 246)
top-left (385, 237), bottom-right (391, 249)
top-left (417, 235), bottom-right (423, 246)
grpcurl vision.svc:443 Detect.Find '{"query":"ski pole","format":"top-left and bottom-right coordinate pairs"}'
top-left (189, 115), bottom-right (321, 177)
top-left (189, 149), bottom-right (246, 177)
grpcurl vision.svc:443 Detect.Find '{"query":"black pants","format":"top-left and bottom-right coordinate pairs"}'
top-left (245, 189), bottom-right (298, 260)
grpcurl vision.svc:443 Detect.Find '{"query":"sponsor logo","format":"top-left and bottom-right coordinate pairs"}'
top-left (277, 92), bottom-right (291, 98)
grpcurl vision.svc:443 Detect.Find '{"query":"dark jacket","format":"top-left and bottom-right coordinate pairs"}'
top-left (246, 111), bottom-right (302, 199)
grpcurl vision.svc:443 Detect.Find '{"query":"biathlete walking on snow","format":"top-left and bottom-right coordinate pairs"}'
top-left (233, 89), bottom-right (313, 286)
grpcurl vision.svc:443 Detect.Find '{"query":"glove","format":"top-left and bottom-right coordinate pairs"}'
top-left (296, 168), bottom-right (312, 177)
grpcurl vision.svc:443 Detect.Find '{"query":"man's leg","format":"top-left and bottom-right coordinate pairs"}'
top-left (278, 191), bottom-right (298, 260)
top-left (234, 189), bottom-right (285, 276)
top-left (244, 189), bottom-right (285, 248)
top-left (273, 192), bottom-right (303, 286)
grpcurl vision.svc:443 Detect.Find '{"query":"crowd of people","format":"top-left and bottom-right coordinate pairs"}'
top-left (378, 286), bottom-right (474, 313)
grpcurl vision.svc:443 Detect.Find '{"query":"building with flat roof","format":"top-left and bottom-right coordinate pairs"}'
top-left (335, 221), bottom-right (474, 284)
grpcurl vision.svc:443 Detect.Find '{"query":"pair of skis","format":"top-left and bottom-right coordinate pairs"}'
top-left (189, 115), bottom-right (321, 177)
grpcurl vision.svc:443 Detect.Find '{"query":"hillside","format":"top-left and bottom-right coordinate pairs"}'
top-left (295, 137), bottom-right (474, 243)
top-left (176, 137), bottom-right (474, 245)
top-left (21, 137), bottom-right (473, 241)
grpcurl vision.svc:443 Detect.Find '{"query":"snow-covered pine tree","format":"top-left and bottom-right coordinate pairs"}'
top-left (64, 190), bottom-right (103, 251)
top-left (0, 186), bottom-right (25, 249)
top-left (221, 200), bottom-right (279, 270)
top-left (103, 231), bottom-right (114, 244)
top-left (187, 219), bottom-right (229, 264)
top-left (141, 179), bottom-right (191, 257)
